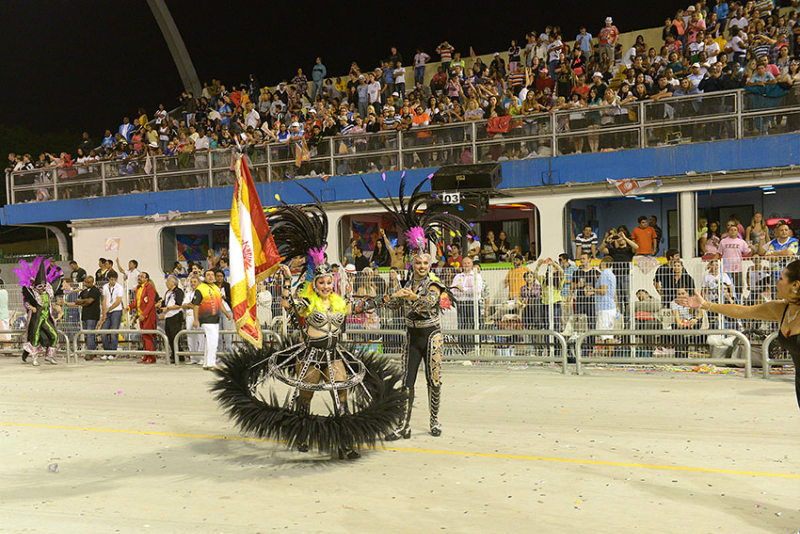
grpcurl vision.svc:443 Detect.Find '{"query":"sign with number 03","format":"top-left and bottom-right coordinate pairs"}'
top-left (441, 192), bottom-right (461, 204)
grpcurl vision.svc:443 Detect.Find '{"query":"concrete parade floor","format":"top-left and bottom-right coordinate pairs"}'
top-left (1, 357), bottom-right (800, 534)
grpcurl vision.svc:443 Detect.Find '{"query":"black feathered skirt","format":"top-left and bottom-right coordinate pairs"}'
top-left (211, 340), bottom-right (407, 454)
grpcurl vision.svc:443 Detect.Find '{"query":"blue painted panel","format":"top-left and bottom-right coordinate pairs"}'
top-left (4, 133), bottom-right (798, 225)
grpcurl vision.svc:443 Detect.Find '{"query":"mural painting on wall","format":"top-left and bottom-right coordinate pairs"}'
top-left (351, 219), bottom-right (398, 251)
top-left (176, 234), bottom-right (211, 261)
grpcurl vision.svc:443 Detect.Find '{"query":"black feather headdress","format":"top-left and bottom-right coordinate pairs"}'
top-left (267, 181), bottom-right (330, 281)
top-left (361, 173), bottom-right (470, 258)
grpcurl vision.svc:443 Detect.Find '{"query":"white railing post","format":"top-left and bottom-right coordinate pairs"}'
top-left (735, 90), bottom-right (743, 139)
top-left (208, 148), bottom-right (214, 188)
top-left (471, 121), bottom-right (477, 162)
top-left (328, 138), bottom-right (335, 176)
top-left (638, 101), bottom-right (646, 148)
top-left (398, 130), bottom-right (404, 170)
top-left (551, 112), bottom-right (558, 156)
top-left (101, 161), bottom-right (107, 196)
top-left (52, 168), bottom-right (59, 201)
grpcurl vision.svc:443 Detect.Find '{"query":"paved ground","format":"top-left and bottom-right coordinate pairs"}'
top-left (1, 357), bottom-right (799, 533)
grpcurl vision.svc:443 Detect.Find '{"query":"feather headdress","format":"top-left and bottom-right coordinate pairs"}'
top-left (361, 173), bottom-right (470, 260)
top-left (266, 181), bottom-right (331, 282)
top-left (14, 257), bottom-right (62, 288)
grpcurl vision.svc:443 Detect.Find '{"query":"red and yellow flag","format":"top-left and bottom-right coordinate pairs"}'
top-left (229, 155), bottom-right (280, 347)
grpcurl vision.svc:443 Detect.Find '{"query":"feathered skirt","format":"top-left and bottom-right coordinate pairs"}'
top-left (211, 339), bottom-right (407, 453)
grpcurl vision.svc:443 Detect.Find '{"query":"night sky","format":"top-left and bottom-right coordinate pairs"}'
top-left (3, 0), bottom-right (690, 142)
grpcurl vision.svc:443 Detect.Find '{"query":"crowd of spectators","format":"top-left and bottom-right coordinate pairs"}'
top-left (8, 0), bottom-right (800, 198)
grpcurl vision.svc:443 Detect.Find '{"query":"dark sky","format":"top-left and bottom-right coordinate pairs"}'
top-left (2, 0), bottom-right (688, 142)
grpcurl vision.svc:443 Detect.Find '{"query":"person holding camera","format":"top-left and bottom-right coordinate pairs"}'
top-left (599, 226), bottom-right (638, 316)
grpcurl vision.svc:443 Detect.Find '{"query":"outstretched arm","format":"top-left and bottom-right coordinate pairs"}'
top-left (680, 290), bottom-right (785, 321)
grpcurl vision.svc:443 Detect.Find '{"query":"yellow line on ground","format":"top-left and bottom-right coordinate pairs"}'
top-left (2, 421), bottom-right (797, 479)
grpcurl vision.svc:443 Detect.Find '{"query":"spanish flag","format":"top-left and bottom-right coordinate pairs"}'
top-left (229, 155), bottom-right (280, 347)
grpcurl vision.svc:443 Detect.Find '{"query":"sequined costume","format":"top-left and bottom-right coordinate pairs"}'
top-left (14, 257), bottom-right (64, 366)
top-left (212, 182), bottom-right (406, 458)
top-left (361, 174), bottom-right (470, 440)
top-left (388, 273), bottom-right (447, 438)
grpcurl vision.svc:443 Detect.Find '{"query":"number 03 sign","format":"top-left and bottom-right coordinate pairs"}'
top-left (441, 192), bottom-right (461, 204)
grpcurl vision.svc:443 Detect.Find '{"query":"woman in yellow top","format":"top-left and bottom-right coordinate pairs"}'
top-left (533, 257), bottom-right (565, 331)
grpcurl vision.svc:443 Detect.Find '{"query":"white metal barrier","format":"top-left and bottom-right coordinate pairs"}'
top-left (342, 327), bottom-right (570, 374)
top-left (172, 328), bottom-right (284, 364)
top-left (73, 329), bottom-right (170, 364)
top-left (0, 328), bottom-right (74, 364)
top-left (573, 329), bottom-right (752, 378)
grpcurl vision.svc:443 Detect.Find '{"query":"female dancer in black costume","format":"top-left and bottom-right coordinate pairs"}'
top-left (681, 259), bottom-right (800, 407)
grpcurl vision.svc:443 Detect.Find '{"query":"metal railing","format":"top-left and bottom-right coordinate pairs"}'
top-left (73, 329), bottom-right (170, 363)
top-left (9, 88), bottom-right (800, 204)
top-left (573, 329), bottom-right (752, 377)
top-left (0, 328), bottom-right (74, 364)
top-left (172, 328), bottom-right (284, 364)
top-left (343, 327), bottom-right (569, 374)
top-left (761, 331), bottom-right (794, 379)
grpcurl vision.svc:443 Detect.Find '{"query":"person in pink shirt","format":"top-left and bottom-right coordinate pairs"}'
top-left (719, 220), bottom-right (752, 298)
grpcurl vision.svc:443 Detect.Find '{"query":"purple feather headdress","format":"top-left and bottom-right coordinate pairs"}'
top-left (14, 257), bottom-right (62, 288)
top-left (405, 227), bottom-right (427, 254)
top-left (307, 246), bottom-right (326, 273)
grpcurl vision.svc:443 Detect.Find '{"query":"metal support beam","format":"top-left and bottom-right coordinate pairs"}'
top-left (146, 0), bottom-right (202, 96)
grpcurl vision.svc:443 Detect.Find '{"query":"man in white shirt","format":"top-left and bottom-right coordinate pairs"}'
top-left (100, 272), bottom-right (125, 360)
top-left (244, 102), bottom-right (260, 129)
top-left (116, 258), bottom-right (140, 304)
top-left (451, 257), bottom-right (483, 344)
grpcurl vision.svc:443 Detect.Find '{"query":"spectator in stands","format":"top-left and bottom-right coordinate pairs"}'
top-left (465, 235), bottom-right (481, 261)
top-left (160, 275), bottom-right (185, 363)
top-left (69, 261), bottom-right (87, 284)
top-left (746, 212), bottom-right (769, 251)
top-left (700, 221), bottom-right (722, 258)
top-left (574, 224), bottom-right (598, 259)
top-left (119, 117), bottom-right (134, 142)
top-left (571, 252), bottom-right (598, 329)
top-left (558, 253), bottom-right (577, 320)
top-left (372, 232), bottom-right (391, 268)
top-left (575, 26), bottom-right (594, 56)
top-left (480, 230), bottom-right (498, 263)
top-left (353, 244), bottom-right (370, 271)
top-left (594, 256), bottom-right (617, 352)
top-left (649, 216), bottom-right (663, 255)
top-left (99, 272), bottom-right (124, 360)
top-left (599, 17), bottom-right (620, 70)
top-left (414, 48), bottom-right (430, 85)
top-left (760, 221), bottom-right (799, 257)
top-left (452, 257), bottom-right (482, 341)
top-left (533, 257), bottom-right (565, 330)
top-left (701, 259), bottom-right (735, 328)
top-left (504, 254), bottom-right (528, 299)
top-left (719, 219), bottom-right (752, 297)
top-left (670, 287), bottom-right (705, 356)
top-left (436, 41), bottom-right (455, 71)
top-left (656, 257), bottom-right (696, 309)
top-left (631, 216), bottom-right (658, 255)
top-left (494, 231), bottom-right (511, 262)
top-left (599, 226), bottom-right (638, 315)
top-left (311, 57), bottom-right (327, 103)
top-left (446, 244), bottom-right (462, 269)
top-left (67, 276), bottom-right (101, 360)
